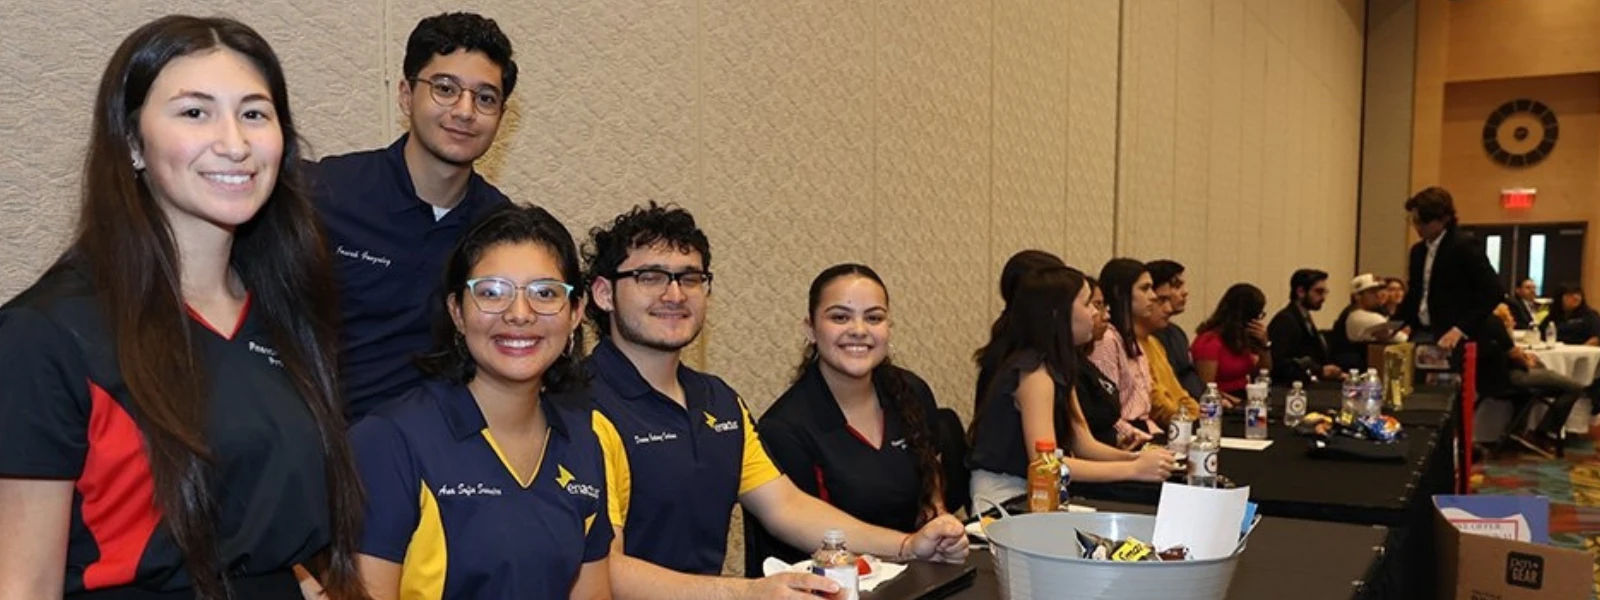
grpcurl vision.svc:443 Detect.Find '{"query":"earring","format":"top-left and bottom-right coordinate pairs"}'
top-left (131, 155), bottom-right (145, 171)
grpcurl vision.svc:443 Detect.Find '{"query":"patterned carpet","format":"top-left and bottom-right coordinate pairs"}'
top-left (1472, 432), bottom-right (1600, 597)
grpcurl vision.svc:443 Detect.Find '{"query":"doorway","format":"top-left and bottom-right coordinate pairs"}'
top-left (1457, 222), bottom-right (1587, 296)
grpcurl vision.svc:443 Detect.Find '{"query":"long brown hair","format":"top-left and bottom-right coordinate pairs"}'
top-left (796, 264), bottom-right (943, 521)
top-left (74, 16), bottom-right (364, 599)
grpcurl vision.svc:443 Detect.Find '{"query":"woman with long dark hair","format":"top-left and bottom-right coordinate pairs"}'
top-left (1077, 277), bottom-right (1125, 448)
top-left (1192, 283), bottom-right (1273, 397)
top-left (351, 205), bottom-right (611, 599)
top-left (1088, 258), bottom-right (1162, 443)
top-left (0, 16), bottom-right (365, 599)
top-left (751, 264), bottom-right (947, 568)
top-left (1540, 283), bottom-right (1600, 346)
top-left (968, 264), bottom-right (1175, 511)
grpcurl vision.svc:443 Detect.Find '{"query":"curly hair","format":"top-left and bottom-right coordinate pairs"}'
top-left (581, 201), bottom-right (711, 336)
top-left (403, 12), bottom-right (519, 96)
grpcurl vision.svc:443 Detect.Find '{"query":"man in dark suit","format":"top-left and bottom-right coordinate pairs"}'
top-left (1393, 187), bottom-right (1505, 350)
top-left (1269, 268), bottom-right (1345, 384)
top-left (1507, 277), bottom-right (1539, 330)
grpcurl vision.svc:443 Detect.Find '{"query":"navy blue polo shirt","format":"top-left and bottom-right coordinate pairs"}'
top-left (307, 134), bottom-right (510, 423)
top-left (587, 338), bottom-right (782, 575)
top-left (352, 379), bottom-right (611, 599)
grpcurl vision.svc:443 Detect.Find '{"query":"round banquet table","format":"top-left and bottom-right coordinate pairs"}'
top-left (1527, 343), bottom-right (1600, 433)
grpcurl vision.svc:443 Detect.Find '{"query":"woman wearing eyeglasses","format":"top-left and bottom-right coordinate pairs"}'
top-left (350, 205), bottom-right (613, 599)
top-left (1191, 283), bottom-right (1272, 398)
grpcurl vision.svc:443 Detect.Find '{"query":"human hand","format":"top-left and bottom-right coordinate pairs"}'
top-left (746, 572), bottom-right (841, 600)
top-left (903, 514), bottom-right (970, 563)
top-left (1247, 319), bottom-right (1269, 343)
top-left (1438, 328), bottom-right (1465, 350)
top-left (1321, 364), bottom-right (1344, 379)
top-left (1127, 447), bottom-right (1178, 482)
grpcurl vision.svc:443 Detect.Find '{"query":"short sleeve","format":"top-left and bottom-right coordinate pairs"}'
top-left (0, 308), bottom-right (92, 478)
top-left (755, 415), bottom-right (815, 497)
top-left (591, 411), bottom-right (632, 530)
top-left (1190, 333), bottom-right (1223, 362)
top-left (736, 397), bottom-right (782, 495)
top-left (349, 416), bottom-right (422, 562)
top-left (581, 451), bottom-right (614, 563)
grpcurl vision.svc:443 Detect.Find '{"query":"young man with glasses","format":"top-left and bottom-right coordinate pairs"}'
top-left (583, 203), bottom-right (968, 599)
top-left (309, 12), bottom-right (517, 422)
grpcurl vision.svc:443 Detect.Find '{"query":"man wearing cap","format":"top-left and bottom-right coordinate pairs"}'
top-left (1346, 274), bottom-right (1408, 344)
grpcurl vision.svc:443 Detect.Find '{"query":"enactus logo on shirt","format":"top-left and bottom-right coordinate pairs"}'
top-left (556, 465), bottom-right (600, 499)
top-left (703, 411), bottom-right (739, 433)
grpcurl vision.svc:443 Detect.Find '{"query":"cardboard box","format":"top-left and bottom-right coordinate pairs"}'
top-left (1434, 496), bottom-right (1591, 600)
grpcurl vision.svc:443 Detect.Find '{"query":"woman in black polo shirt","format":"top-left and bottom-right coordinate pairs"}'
top-left (0, 17), bottom-right (365, 599)
top-left (1540, 284), bottom-right (1600, 346)
top-left (968, 265), bottom-right (1176, 511)
top-left (751, 264), bottom-right (947, 567)
top-left (1077, 277), bottom-right (1124, 448)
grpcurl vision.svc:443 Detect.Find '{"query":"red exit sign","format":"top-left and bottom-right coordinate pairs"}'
top-left (1501, 188), bottom-right (1536, 209)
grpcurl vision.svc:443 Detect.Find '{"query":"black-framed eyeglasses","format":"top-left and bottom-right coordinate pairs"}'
top-left (612, 268), bottom-right (713, 293)
top-left (464, 277), bottom-right (575, 315)
top-left (410, 77), bottom-right (504, 115)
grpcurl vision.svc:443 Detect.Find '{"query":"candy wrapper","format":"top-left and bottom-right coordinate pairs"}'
top-left (1075, 529), bottom-right (1191, 562)
top-left (1294, 411), bottom-right (1402, 443)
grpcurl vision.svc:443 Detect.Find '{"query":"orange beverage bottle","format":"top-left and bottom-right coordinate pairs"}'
top-left (1028, 440), bottom-right (1060, 513)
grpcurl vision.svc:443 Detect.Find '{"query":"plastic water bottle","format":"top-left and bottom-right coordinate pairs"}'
top-left (1199, 383), bottom-right (1223, 441)
top-left (1545, 322), bottom-right (1559, 345)
top-left (1284, 381), bottom-right (1308, 426)
top-left (1187, 424), bottom-right (1219, 488)
top-left (812, 529), bottom-right (860, 600)
top-left (1362, 368), bottom-right (1383, 421)
top-left (1054, 448), bottom-right (1072, 504)
top-left (1245, 392), bottom-right (1268, 440)
top-left (1168, 404), bottom-right (1193, 471)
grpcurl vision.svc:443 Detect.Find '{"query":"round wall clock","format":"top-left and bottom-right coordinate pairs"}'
top-left (1482, 99), bottom-right (1558, 167)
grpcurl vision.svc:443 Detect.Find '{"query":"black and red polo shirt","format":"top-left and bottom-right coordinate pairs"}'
top-left (0, 261), bottom-right (332, 597)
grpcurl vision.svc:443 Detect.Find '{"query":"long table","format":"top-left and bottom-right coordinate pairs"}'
top-left (939, 500), bottom-right (1390, 600)
top-left (1067, 387), bottom-right (1457, 598)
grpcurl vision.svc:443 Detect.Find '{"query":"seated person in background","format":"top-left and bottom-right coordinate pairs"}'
top-left (352, 206), bottom-right (611, 599)
top-left (1345, 274), bottom-right (1409, 344)
top-left (582, 204), bottom-right (965, 600)
top-left (1148, 259), bottom-right (1206, 398)
top-left (1381, 277), bottom-right (1406, 317)
top-left (1078, 277), bottom-right (1125, 448)
top-left (1090, 258), bottom-right (1162, 444)
top-left (1540, 283), bottom-right (1600, 346)
top-left (1192, 283), bottom-right (1272, 399)
top-left (751, 264), bottom-right (949, 570)
top-left (1508, 277), bottom-right (1540, 330)
top-left (1478, 304), bottom-right (1586, 458)
top-left (1138, 290), bottom-right (1205, 418)
top-left (1269, 268), bottom-right (1344, 384)
top-left (968, 265), bottom-right (1176, 510)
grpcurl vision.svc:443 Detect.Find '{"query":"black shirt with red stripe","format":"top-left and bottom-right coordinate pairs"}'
top-left (748, 360), bottom-right (939, 567)
top-left (0, 260), bottom-right (331, 597)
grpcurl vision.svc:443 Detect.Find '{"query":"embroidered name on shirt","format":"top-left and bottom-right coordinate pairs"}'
top-left (556, 465), bottom-right (601, 499)
top-left (889, 438), bottom-right (908, 450)
top-left (632, 432), bottom-right (679, 445)
top-left (436, 482), bottom-right (503, 497)
top-left (704, 411), bottom-right (740, 433)
top-left (247, 341), bottom-right (284, 368)
top-left (335, 245), bottom-right (393, 268)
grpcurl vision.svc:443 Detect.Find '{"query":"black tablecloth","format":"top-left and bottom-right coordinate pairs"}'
top-left (949, 501), bottom-right (1389, 600)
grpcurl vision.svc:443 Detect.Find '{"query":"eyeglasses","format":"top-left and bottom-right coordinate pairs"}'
top-left (410, 77), bottom-right (505, 115)
top-left (464, 277), bottom-right (575, 315)
top-left (613, 268), bottom-right (713, 293)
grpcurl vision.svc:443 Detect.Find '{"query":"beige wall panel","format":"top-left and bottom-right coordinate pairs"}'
top-left (1115, 0), bottom-right (1178, 260)
top-left (992, 0), bottom-right (1070, 281)
top-left (1171, 0), bottom-right (1213, 329)
top-left (873, 0), bottom-right (992, 422)
top-left (1064, 0), bottom-right (1121, 271)
top-left (0, 1), bottom-right (386, 300)
top-left (1234, 12), bottom-right (1268, 296)
top-left (697, 1), bottom-right (876, 413)
top-left (1205, 0), bottom-right (1246, 309)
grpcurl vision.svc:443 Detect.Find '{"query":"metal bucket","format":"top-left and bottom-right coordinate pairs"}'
top-left (983, 512), bottom-right (1243, 600)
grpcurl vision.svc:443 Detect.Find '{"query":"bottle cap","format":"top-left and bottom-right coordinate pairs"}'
top-left (1292, 381), bottom-right (1303, 389)
top-left (823, 528), bottom-right (845, 545)
top-left (1035, 440), bottom-right (1057, 453)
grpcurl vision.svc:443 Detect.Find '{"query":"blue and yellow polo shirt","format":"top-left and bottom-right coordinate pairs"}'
top-left (352, 379), bottom-right (611, 599)
top-left (587, 338), bottom-right (782, 575)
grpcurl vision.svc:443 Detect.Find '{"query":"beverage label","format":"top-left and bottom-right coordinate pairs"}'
top-left (1168, 420), bottom-right (1192, 449)
top-left (813, 564), bottom-right (859, 600)
top-left (1245, 407), bottom-right (1261, 428)
top-left (1188, 447), bottom-right (1216, 477)
top-left (1288, 395), bottom-right (1306, 414)
top-left (1201, 401), bottom-right (1220, 419)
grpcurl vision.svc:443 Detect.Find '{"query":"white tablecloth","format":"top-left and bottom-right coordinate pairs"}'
top-left (1528, 344), bottom-right (1600, 433)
